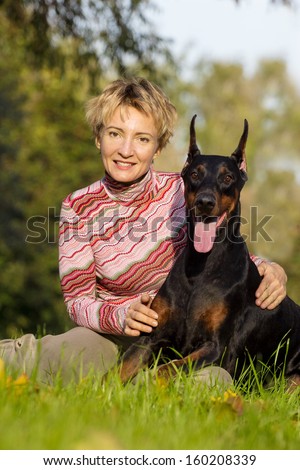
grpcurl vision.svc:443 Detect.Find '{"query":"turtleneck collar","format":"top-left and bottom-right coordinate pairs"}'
top-left (102, 167), bottom-right (157, 204)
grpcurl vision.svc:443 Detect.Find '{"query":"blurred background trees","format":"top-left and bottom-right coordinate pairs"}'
top-left (1, 0), bottom-right (299, 338)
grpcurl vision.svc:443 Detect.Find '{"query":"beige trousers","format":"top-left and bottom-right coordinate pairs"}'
top-left (0, 327), bottom-right (233, 386)
top-left (0, 327), bottom-right (136, 385)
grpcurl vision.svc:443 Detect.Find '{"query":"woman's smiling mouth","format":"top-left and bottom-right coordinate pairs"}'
top-left (114, 160), bottom-right (136, 169)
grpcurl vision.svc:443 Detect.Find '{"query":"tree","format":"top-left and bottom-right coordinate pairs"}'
top-left (0, 0), bottom-right (175, 87)
top-left (0, 13), bottom-right (93, 336)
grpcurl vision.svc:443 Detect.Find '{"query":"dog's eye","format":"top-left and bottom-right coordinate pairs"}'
top-left (223, 174), bottom-right (233, 184)
top-left (190, 171), bottom-right (198, 180)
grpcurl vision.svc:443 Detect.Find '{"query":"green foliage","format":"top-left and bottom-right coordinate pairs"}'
top-left (0, 34), bottom-right (98, 335)
top-left (1, 0), bottom-right (300, 338)
top-left (285, 230), bottom-right (300, 302)
top-left (1, 0), bottom-right (175, 84)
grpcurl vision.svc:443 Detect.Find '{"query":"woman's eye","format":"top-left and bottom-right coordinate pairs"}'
top-left (109, 131), bottom-right (119, 138)
top-left (138, 136), bottom-right (150, 143)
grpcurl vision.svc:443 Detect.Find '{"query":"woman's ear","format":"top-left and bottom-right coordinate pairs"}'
top-left (95, 137), bottom-right (101, 149)
top-left (153, 148), bottom-right (161, 160)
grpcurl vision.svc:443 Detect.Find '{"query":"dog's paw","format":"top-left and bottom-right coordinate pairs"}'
top-left (156, 360), bottom-right (183, 380)
top-left (286, 374), bottom-right (300, 394)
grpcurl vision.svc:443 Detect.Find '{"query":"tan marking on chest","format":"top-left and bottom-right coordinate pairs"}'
top-left (196, 302), bottom-right (228, 332)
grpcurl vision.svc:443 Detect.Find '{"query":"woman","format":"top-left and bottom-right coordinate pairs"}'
top-left (1, 77), bottom-right (287, 384)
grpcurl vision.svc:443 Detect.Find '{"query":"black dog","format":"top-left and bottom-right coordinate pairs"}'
top-left (118, 116), bottom-right (300, 388)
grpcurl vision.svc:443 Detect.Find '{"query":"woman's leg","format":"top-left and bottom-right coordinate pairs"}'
top-left (0, 334), bottom-right (38, 376)
top-left (38, 327), bottom-right (121, 384)
top-left (0, 327), bottom-right (123, 384)
top-left (0, 329), bottom-right (232, 386)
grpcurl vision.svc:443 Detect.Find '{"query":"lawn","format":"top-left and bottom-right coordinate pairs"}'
top-left (0, 359), bottom-right (300, 450)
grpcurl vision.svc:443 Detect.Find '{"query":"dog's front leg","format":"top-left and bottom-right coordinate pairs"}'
top-left (156, 340), bottom-right (220, 380)
top-left (118, 335), bottom-right (170, 383)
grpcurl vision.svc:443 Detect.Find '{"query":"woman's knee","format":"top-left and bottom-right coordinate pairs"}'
top-left (0, 334), bottom-right (39, 375)
top-left (38, 327), bottom-right (119, 384)
top-left (0, 328), bottom-right (120, 385)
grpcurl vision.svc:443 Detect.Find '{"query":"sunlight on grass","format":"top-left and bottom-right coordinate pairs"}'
top-left (0, 358), bottom-right (300, 450)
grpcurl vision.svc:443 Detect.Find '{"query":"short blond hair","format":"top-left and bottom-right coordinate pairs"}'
top-left (85, 77), bottom-right (177, 150)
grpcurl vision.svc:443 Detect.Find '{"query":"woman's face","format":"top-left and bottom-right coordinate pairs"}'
top-left (96, 106), bottom-right (161, 183)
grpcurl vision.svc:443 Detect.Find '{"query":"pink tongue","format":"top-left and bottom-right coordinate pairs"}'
top-left (194, 221), bottom-right (217, 253)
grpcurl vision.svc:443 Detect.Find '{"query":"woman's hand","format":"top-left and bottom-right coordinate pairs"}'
top-left (124, 293), bottom-right (158, 336)
top-left (255, 261), bottom-right (287, 310)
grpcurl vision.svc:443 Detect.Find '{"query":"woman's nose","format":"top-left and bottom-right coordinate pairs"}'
top-left (118, 137), bottom-right (134, 158)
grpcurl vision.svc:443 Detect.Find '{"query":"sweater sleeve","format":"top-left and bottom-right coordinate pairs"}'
top-left (58, 199), bottom-right (128, 334)
top-left (250, 254), bottom-right (265, 267)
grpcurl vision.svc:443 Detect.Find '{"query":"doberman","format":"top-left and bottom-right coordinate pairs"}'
top-left (118, 116), bottom-right (300, 388)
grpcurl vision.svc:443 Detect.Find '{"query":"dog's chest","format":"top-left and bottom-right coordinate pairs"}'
top-left (186, 279), bottom-right (228, 333)
top-left (184, 253), bottom-right (247, 334)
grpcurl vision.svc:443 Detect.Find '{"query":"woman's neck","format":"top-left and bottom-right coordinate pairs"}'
top-left (104, 171), bottom-right (149, 188)
top-left (102, 167), bottom-right (155, 204)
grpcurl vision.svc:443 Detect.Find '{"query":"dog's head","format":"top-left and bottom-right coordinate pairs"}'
top-left (181, 115), bottom-right (248, 253)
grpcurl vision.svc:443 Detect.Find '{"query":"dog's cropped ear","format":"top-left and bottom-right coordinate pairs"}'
top-left (231, 119), bottom-right (248, 182)
top-left (181, 114), bottom-right (201, 177)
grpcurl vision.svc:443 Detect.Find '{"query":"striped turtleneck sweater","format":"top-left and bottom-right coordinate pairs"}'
top-left (58, 168), bottom-right (187, 334)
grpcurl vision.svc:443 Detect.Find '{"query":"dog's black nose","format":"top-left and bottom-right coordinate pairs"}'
top-left (196, 194), bottom-right (216, 213)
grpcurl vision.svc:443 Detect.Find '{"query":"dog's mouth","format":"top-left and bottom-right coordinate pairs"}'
top-left (194, 213), bottom-right (227, 253)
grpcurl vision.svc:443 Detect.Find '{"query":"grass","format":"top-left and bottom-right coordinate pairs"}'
top-left (1, 359), bottom-right (300, 450)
